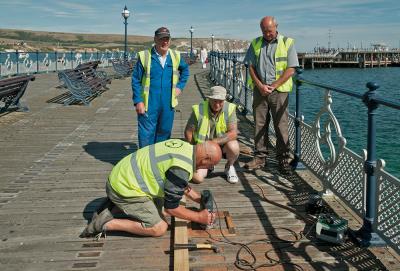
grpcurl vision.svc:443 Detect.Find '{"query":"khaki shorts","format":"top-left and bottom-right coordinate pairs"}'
top-left (106, 181), bottom-right (164, 228)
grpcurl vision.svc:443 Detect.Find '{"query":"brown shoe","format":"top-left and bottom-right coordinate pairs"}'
top-left (244, 157), bottom-right (265, 170)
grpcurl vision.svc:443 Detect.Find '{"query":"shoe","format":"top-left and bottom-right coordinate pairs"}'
top-left (244, 157), bottom-right (265, 170)
top-left (225, 165), bottom-right (239, 184)
top-left (80, 208), bottom-right (114, 238)
top-left (279, 160), bottom-right (293, 175)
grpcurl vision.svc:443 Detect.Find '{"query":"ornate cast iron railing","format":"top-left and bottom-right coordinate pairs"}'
top-left (210, 51), bottom-right (400, 254)
top-left (0, 50), bottom-right (136, 78)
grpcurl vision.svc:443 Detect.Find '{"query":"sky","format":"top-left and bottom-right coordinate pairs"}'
top-left (1, 0), bottom-right (400, 52)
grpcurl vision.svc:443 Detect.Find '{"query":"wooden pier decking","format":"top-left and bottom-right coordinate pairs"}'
top-left (0, 64), bottom-right (399, 271)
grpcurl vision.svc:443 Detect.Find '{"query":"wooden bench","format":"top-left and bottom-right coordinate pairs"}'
top-left (0, 75), bottom-right (35, 113)
top-left (57, 61), bottom-right (111, 105)
top-left (182, 55), bottom-right (196, 66)
top-left (111, 59), bottom-right (135, 78)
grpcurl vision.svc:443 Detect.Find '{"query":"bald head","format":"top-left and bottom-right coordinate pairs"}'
top-left (260, 16), bottom-right (278, 42)
top-left (195, 141), bottom-right (222, 169)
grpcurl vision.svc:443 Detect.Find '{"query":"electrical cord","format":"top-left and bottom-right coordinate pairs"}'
top-left (206, 181), bottom-right (319, 270)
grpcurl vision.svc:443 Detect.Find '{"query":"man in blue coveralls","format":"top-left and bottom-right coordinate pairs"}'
top-left (132, 27), bottom-right (190, 148)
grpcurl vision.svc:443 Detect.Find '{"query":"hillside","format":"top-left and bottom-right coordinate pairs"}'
top-left (0, 28), bottom-right (249, 53)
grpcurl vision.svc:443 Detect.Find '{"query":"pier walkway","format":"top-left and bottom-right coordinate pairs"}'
top-left (0, 64), bottom-right (399, 270)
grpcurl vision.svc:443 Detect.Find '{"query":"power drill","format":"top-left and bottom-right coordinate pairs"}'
top-left (200, 190), bottom-right (214, 229)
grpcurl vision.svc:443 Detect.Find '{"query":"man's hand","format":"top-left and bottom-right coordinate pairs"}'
top-left (165, 205), bottom-right (215, 225)
top-left (135, 102), bottom-right (145, 115)
top-left (269, 82), bottom-right (279, 91)
top-left (175, 88), bottom-right (182, 97)
top-left (198, 209), bottom-right (215, 225)
top-left (258, 84), bottom-right (273, 96)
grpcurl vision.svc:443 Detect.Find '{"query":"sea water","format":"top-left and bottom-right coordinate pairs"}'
top-left (289, 67), bottom-right (400, 178)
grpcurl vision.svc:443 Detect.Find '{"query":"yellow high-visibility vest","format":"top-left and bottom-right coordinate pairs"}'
top-left (192, 100), bottom-right (236, 143)
top-left (109, 139), bottom-right (194, 199)
top-left (247, 35), bottom-right (294, 92)
top-left (137, 49), bottom-right (181, 111)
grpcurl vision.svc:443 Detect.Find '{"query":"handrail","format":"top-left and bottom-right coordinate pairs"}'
top-left (298, 78), bottom-right (400, 110)
top-left (0, 50), bottom-right (137, 78)
top-left (209, 50), bottom-right (400, 254)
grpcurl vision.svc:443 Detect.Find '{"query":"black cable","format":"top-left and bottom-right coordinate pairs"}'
top-left (205, 181), bottom-right (319, 270)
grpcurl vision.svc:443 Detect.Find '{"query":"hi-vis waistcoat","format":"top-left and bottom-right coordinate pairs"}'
top-left (109, 139), bottom-right (193, 199)
top-left (192, 100), bottom-right (236, 143)
top-left (137, 48), bottom-right (181, 111)
top-left (247, 35), bottom-right (294, 92)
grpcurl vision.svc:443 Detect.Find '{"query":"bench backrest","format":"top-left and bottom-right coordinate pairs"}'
top-left (61, 61), bottom-right (99, 81)
top-left (111, 59), bottom-right (135, 76)
top-left (0, 75), bottom-right (35, 99)
top-left (76, 61), bottom-right (101, 70)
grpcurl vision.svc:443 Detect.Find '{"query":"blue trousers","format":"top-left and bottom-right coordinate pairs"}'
top-left (138, 99), bottom-right (174, 148)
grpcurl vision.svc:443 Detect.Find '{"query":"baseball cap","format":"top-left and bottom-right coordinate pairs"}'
top-left (154, 27), bottom-right (171, 38)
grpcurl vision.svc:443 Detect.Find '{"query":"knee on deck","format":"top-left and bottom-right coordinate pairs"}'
top-left (148, 220), bottom-right (168, 237)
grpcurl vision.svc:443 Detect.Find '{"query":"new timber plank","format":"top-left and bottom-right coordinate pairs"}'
top-left (174, 196), bottom-right (189, 271)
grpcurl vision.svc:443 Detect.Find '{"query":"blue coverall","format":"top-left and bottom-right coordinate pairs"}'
top-left (132, 48), bottom-right (189, 148)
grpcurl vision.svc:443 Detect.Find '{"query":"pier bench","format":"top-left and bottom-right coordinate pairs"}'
top-left (0, 75), bottom-right (35, 113)
top-left (75, 60), bottom-right (101, 71)
top-left (183, 55), bottom-right (196, 66)
top-left (57, 61), bottom-right (111, 105)
top-left (111, 59), bottom-right (135, 78)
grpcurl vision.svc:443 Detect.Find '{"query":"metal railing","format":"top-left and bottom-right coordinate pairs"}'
top-left (209, 51), bottom-right (400, 254)
top-left (0, 50), bottom-right (137, 78)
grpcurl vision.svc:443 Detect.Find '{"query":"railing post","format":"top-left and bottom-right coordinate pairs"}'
top-left (16, 50), bottom-right (19, 75)
top-left (232, 55), bottom-right (237, 100)
top-left (70, 51), bottom-right (74, 69)
top-left (244, 63), bottom-right (249, 113)
top-left (210, 51), bottom-right (214, 82)
top-left (218, 51), bottom-right (221, 85)
top-left (213, 52), bottom-right (216, 80)
top-left (291, 68), bottom-right (306, 170)
top-left (224, 52), bottom-right (227, 90)
top-left (55, 51), bottom-right (58, 71)
top-left (36, 50), bottom-right (39, 73)
top-left (351, 81), bottom-right (386, 247)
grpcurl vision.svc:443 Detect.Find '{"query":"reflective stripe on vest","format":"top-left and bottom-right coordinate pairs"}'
top-left (246, 35), bottom-right (294, 92)
top-left (138, 49), bottom-right (181, 111)
top-left (192, 100), bottom-right (236, 143)
top-left (109, 139), bottom-right (194, 198)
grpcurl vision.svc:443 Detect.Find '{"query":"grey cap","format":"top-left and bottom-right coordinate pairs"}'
top-left (207, 86), bottom-right (227, 100)
top-left (154, 27), bottom-right (171, 38)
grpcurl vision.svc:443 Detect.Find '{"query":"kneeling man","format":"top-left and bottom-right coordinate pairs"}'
top-left (81, 139), bottom-right (221, 238)
top-left (185, 86), bottom-right (240, 184)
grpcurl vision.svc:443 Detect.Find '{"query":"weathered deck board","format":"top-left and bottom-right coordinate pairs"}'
top-left (0, 65), bottom-right (399, 271)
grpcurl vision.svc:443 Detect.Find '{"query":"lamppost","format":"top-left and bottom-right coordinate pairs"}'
top-left (211, 34), bottom-right (215, 52)
top-left (189, 26), bottom-right (194, 58)
top-left (121, 5), bottom-right (130, 60)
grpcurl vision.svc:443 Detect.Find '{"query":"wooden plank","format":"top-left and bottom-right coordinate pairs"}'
top-left (224, 211), bottom-right (236, 234)
top-left (188, 211), bottom-right (236, 237)
top-left (174, 196), bottom-right (189, 271)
